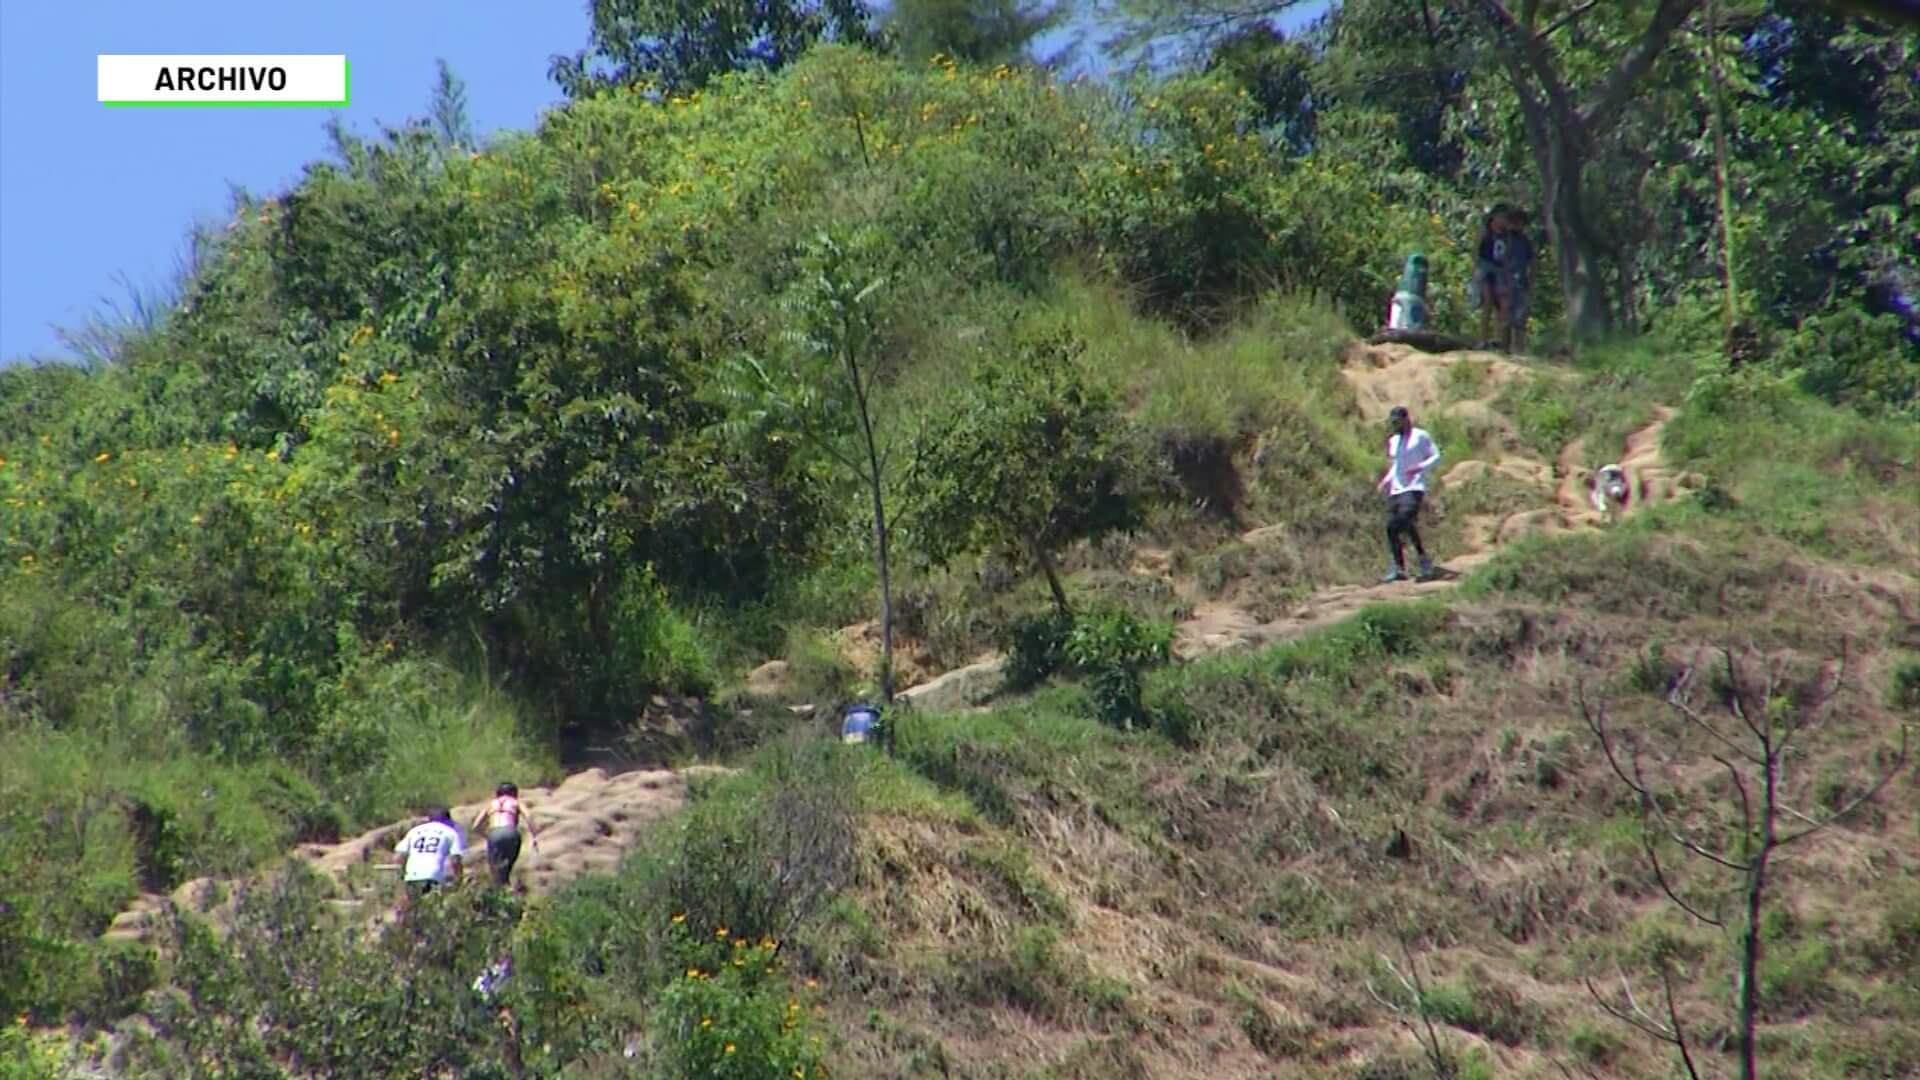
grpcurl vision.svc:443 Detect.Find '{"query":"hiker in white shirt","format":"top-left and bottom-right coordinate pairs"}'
top-left (1377, 405), bottom-right (1441, 582)
top-left (394, 806), bottom-right (466, 901)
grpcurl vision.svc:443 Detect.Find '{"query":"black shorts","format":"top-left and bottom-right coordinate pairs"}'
top-left (406, 879), bottom-right (440, 898)
top-left (1387, 490), bottom-right (1424, 529)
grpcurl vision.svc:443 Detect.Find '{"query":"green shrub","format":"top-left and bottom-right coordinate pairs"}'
top-left (124, 863), bottom-right (549, 1078)
top-left (782, 627), bottom-right (859, 706)
top-left (612, 564), bottom-right (721, 698)
top-left (1064, 608), bottom-right (1173, 732)
top-left (998, 608), bottom-right (1076, 691)
top-left (1567, 1019), bottom-right (1622, 1064)
top-left (1888, 656), bottom-right (1920, 714)
top-left (1786, 305), bottom-right (1919, 419)
top-left (626, 739), bottom-right (858, 961)
top-left (644, 916), bottom-right (826, 1080)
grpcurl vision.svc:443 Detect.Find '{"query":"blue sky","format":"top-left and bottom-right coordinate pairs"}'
top-left (0, 3), bottom-right (588, 364)
top-left (0, 1), bottom-right (1327, 366)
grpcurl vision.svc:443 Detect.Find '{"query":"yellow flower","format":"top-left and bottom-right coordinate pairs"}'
top-left (671, 912), bottom-right (686, 924)
top-left (701, 1017), bottom-right (712, 1028)
top-left (805, 978), bottom-right (819, 989)
top-left (94, 452), bottom-right (111, 463)
top-left (388, 429), bottom-right (401, 446)
top-left (190, 514), bottom-right (204, 526)
top-left (724, 1043), bottom-right (736, 1055)
top-left (715, 926), bottom-right (729, 939)
top-left (19, 555), bottom-right (32, 564)
top-left (380, 371), bottom-right (399, 385)
top-left (687, 967), bottom-right (702, 979)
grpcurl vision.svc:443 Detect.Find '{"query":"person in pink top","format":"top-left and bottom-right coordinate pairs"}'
top-left (471, 782), bottom-right (539, 888)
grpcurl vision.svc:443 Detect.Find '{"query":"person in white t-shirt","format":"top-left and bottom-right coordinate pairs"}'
top-left (1377, 405), bottom-right (1441, 582)
top-left (394, 807), bottom-right (466, 901)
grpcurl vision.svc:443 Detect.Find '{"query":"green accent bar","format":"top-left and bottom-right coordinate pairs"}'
top-left (103, 59), bottom-right (349, 108)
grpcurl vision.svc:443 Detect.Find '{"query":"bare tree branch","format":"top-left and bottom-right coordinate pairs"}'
top-left (1539, 0), bottom-right (1601, 38)
top-left (1777, 725), bottom-right (1911, 848)
top-left (1643, 826), bottom-right (1724, 927)
top-left (1584, 966), bottom-right (1702, 1080)
top-left (1668, 666), bottom-right (1763, 764)
top-left (1658, 962), bottom-right (1705, 1080)
top-left (1631, 748), bottom-right (1752, 871)
top-left (1580, 0), bottom-right (1705, 136)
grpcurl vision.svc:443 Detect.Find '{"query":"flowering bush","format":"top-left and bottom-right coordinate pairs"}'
top-left (647, 915), bottom-right (828, 1080)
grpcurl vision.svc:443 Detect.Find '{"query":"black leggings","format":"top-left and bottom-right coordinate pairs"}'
top-left (486, 828), bottom-right (523, 886)
top-left (1386, 491), bottom-right (1427, 567)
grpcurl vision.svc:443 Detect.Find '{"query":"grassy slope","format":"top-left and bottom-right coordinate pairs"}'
top-left (17, 307), bottom-right (1915, 1079)
top-left (745, 333), bottom-right (1920, 1078)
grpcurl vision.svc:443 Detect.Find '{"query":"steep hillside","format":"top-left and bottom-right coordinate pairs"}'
top-left (42, 335), bottom-right (1918, 1080)
top-left (4, 22), bottom-right (1918, 1080)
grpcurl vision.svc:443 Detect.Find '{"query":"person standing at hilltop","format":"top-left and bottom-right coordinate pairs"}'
top-left (1498, 208), bottom-right (1538, 353)
top-left (1378, 405), bottom-right (1441, 583)
top-left (394, 807), bottom-right (465, 904)
top-left (1471, 205), bottom-right (1511, 347)
top-left (472, 782), bottom-right (538, 889)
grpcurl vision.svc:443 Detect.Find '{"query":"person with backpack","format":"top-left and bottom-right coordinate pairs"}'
top-left (471, 782), bottom-right (538, 888)
top-left (394, 807), bottom-right (465, 902)
top-left (1377, 405), bottom-right (1441, 583)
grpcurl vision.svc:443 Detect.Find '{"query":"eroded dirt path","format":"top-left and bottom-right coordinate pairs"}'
top-left (104, 766), bottom-right (725, 943)
top-left (102, 344), bottom-right (1696, 941)
top-left (1173, 343), bottom-right (1703, 658)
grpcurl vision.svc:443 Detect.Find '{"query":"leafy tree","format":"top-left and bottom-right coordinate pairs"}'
top-left (1202, 23), bottom-right (1318, 155)
top-left (721, 228), bottom-right (903, 700)
top-left (1311, 0), bottom-right (1474, 176)
top-left (881, 0), bottom-right (1066, 65)
top-left (428, 59), bottom-right (476, 151)
top-left (1442, 0), bottom-right (1708, 340)
top-left (903, 326), bottom-right (1144, 615)
top-left (549, 0), bottom-right (876, 96)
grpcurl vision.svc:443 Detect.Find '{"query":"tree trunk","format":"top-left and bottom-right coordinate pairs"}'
top-left (1739, 759), bottom-right (1779, 1080)
top-left (1462, 0), bottom-right (1705, 342)
top-left (868, 472), bottom-right (894, 704)
top-left (1033, 541), bottom-right (1071, 616)
top-left (1543, 137), bottom-right (1615, 341)
top-left (850, 351), bottom-right (894, 704)
top-left (1706, 0), bottom-right (1741, 347)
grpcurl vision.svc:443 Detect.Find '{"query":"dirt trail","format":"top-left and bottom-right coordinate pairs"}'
top-left (103, 766), bottom-right (726, 943)
top-left (1174, 342), bottom-right (1704, 658)
top-left (100, 342), bottom-right (1698, 942)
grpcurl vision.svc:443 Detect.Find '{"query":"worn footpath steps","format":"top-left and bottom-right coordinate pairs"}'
top-left (100, 342), bottom-right (1697, 939)
top-left (899, 342), bottom-right (1705, 706)
top-left (1174, 342), bottom-right (1703, 658)
top-left (103, 765), bottom-right (724, 943)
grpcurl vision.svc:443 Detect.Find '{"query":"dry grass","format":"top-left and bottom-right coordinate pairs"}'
top-left (808, 546), bottom-right (1920, 1078)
